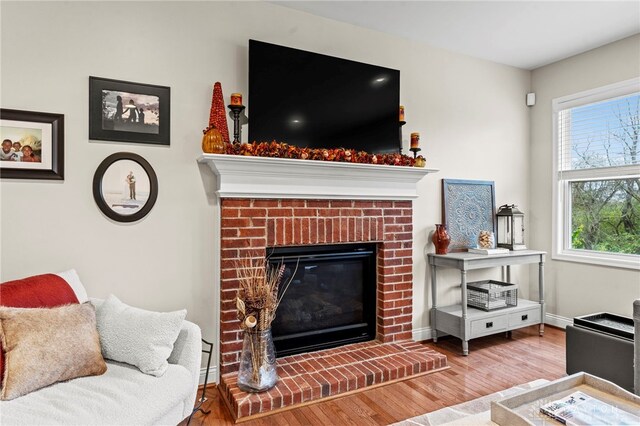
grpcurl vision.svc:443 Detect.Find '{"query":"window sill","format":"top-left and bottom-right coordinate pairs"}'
top-left (552, 250), bottom-right (640, 271)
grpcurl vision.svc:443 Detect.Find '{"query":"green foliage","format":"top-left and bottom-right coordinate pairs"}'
top-left (567, 94), bottom-right (639, 256)
top-left (571, 181), bottom-right (640, 254)
top-left (571, 224), bottom-right (585, 249)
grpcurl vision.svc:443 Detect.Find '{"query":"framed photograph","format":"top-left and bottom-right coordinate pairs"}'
top-left (93, 152), bottom-right (158, 223)
top-left (89, 76), bottom-right (170, 145)
top-left (442, 179), bottom-right (496, 252)
top-left (0, 109), bottom-right (64, 180)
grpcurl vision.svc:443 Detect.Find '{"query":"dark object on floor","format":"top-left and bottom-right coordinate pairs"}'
top-left (187, 339), bottom-right (213, 425)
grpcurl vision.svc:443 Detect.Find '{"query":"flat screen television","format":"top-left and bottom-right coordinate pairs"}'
top-left (248, 40), bottom-right (400, 154)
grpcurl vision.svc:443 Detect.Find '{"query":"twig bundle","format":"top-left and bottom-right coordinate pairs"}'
top-left (235, 257), bottom-right (286, 332)
top-left (235, 257), bottom-right (296, 386)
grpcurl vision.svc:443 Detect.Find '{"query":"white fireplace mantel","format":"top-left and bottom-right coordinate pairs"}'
top-left (198, 154), bottom-right (438, 200)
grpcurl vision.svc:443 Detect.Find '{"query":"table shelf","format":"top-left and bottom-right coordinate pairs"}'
top-left (428, 250), bottom-right (546, 355)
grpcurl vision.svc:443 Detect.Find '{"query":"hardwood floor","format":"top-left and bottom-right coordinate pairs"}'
top-left (186, 325), bottom-right (566, 425)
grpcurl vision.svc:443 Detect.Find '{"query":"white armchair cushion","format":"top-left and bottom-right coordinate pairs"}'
top-left (95, 295), bottom-right (186, 377)
top-left (54, 269), bottom-right (88, 303)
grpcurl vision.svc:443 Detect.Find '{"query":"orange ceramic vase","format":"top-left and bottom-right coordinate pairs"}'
top-left (432, 224), bottom-right (451, 255)
top-left (202, 126), bottom-right (225, 154)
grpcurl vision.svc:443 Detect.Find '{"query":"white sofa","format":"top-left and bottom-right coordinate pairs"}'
top-left (1, 299), bottom-right (202, 425)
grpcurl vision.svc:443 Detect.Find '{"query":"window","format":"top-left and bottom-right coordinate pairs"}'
top-left (552, 78), bottom-right (640, 270)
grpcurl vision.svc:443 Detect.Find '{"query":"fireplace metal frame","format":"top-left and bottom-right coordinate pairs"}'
top-left (267, 242), bottom-right (378, 357)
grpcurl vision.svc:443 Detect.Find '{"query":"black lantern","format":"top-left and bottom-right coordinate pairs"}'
top-left (496, 204), bottom-right (526, 250)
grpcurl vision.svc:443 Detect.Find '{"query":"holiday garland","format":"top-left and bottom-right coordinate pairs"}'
top-left (224, 141), bottom-right (425, 167)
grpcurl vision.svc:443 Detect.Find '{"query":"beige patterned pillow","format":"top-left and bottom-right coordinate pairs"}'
top-left (0, 303), bottom-right (107, 400)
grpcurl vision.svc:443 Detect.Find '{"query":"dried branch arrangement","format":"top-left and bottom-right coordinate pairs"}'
top-left (235, 257), bottom-right (296, 388)
top-left (236, 257), bottom-right (291, 331)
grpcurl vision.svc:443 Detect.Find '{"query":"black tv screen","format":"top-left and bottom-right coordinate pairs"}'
top-left (249, 40), bottom-right (400, 154)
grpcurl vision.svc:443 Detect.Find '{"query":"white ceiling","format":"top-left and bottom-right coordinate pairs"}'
top-left (272, 1), bottom-right (640, 70)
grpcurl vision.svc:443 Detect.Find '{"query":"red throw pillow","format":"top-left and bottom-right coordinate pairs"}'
top-left (0, 274), bottom-right (80, 383)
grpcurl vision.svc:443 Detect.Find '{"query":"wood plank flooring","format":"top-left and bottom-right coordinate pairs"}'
top-left (185, 325), bottom-right (566, 425)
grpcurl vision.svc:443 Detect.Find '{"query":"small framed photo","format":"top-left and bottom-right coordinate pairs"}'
top-left (93, 152), bottom-right (158, 223)
top-left (89, 76), bottom-right (170, 145)
top-left (442, 179), bottom-right (496, 252)
top-left (0, 109), bottom-right (64, 180)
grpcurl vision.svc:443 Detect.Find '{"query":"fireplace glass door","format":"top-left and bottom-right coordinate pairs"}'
top-left (268, 243), bottom-right (377, 357)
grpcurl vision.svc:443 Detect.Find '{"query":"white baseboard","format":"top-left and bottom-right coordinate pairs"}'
top-left (412, 326), bottom-right (433, 342)
top-left (545, 313), bottom-right (572, 329)
top-left (199, 365), bottom-right (218, 385)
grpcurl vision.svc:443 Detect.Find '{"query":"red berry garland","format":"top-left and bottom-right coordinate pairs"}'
top-left (224, 141), bottom-right (424, 167)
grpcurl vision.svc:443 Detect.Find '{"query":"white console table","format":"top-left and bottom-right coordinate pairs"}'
top-left (428, 250), bottom-right (546, 355)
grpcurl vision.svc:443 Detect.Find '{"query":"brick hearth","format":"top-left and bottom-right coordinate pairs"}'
top-left (220, 340), bottom-right (448, 420)
top-left (218, 197), bottom-right (447, 418)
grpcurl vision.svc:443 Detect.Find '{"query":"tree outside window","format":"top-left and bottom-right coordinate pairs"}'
top-left (553, 79), bottom-right (640, 268)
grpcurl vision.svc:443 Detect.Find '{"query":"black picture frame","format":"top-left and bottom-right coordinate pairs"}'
top-left (89, 76), bottom-right (170, 145)
top-left (93, 152), bottom-right (158, 223)
top-left (0, 109), bottom-right (64, 180)
top-left (442, 179), bottom-right (497, 252)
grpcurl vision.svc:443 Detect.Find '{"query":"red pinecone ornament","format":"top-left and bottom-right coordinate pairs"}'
top-left (208, 82), bottom-right (230, 143)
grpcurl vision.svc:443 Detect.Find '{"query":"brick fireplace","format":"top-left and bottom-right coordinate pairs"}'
top-left (199, 154), bottom-right (446, 419)
top-left (219, 198), bottom-right (415, 374)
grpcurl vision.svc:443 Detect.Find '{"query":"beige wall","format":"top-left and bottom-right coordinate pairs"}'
top-left (530, 34), bottom-right (640, 321)
top-left (1, 1), bottom-right (531, 377)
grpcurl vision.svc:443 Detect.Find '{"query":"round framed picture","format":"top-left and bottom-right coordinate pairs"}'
top-left (92, 152), bottom-right (158, 222)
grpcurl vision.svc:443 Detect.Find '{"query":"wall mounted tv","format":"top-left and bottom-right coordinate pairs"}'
top-left (248, 40), bottom-right (401, 154)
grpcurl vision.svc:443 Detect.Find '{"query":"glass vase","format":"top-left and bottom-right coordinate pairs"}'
top-left (237, 328), bottom-right (278, 393)
top-left (477, 230), bottom-right (495, 249)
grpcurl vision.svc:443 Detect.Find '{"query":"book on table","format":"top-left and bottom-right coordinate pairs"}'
top-left (539, 391), bottom-right (640, 425)
top-left (467, 248), bottom-right (510, 255)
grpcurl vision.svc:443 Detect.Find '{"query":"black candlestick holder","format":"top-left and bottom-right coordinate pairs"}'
top-left (398, 121), bottom-right (406, 154)
top-left (228, 104), bottom-right (246, 145)
top-left (410, 147), bottom-right (421, 158)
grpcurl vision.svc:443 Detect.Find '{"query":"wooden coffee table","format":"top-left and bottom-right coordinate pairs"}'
top-left (491, 372), bottom-right (640, 425)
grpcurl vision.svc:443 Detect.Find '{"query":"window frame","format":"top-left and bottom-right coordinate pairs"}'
top-left (551, 77), bottom-right (640, 270)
